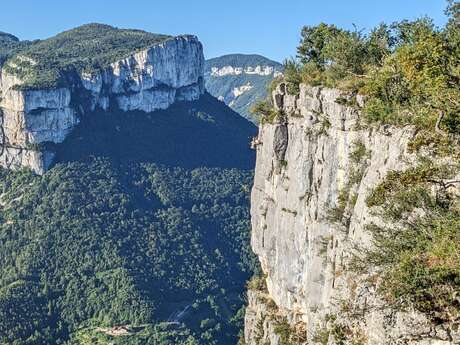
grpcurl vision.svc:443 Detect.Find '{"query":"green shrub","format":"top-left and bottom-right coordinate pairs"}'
top-left (365, 206), bottom-right (460, 322)
top-left (287, 5), bottom-right (460, 135)
top-left (253, 317), bottom-right (265, 344)
top-left (349, 140), bottom-right (368, 164)
top-left (282, 59), bottom-right (302, 95)
top-left (360, 158), bottom-right (460, 322)
top-left (247, 274), bottom-right (267, 292)
top-left (327, 188), bottom-right (350, 225)
top-left (408, 130), bottom-right (460, 158)
top-left (313, 315), bottom-right (349, 345)
top-left (274, 318), bottom-right (294, 345)
top-left (200, 319), bottom-right (217, 330)
top-left (319, 117), bottom-right (331, 134)
top-left (251, 100), bottom-right (281, 124)
top-left (366, 161), bottom-right (454, 208)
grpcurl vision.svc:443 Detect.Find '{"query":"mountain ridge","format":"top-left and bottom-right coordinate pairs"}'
top-left (0, 25), bottom-right (259, 344)
top-left (205, 54), bottom-right (282, 70)
top-left (205, 53), bottom-right (282, 123)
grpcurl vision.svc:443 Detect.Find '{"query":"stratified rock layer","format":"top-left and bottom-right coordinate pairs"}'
top-left (245, 84), bottom-right (459, 344)
top-left (0, 35), bottom-right (204, 173)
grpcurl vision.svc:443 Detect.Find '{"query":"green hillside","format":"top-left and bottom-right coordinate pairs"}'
top-left (0, 94), bottom-right (258, 345)
top-left (0, 31), bottom-right (22, 64)
top-left (206, 54), bottom-right (280, 70)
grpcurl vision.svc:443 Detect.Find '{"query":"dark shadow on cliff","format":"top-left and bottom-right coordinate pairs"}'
top-left (54, 92), bottom-right (257, 170)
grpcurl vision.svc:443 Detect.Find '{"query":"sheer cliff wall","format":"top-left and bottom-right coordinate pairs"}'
top-left (244, 84), bottom-right (459, 345)
top-left (0, 35), bottom-right (204, 173)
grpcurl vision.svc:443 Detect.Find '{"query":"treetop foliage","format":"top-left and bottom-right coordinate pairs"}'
top-left (272, 1), bottom-right (460, 134)
top-left (0, 95), bottom-right (258, 345)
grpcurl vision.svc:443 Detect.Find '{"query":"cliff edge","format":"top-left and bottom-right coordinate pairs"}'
top-left (244, 83), bottom-right (459, 344)
top-left (0, 25), bottom-right (204, 173)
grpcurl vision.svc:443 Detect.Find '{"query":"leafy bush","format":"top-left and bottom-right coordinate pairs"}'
top-left (296, 22), bottom-right (391, 89)
top-left (365, 160), bottom-right (454, 208)
top-left (282, 59), bottom-right (302, 95)
top-left (360, 159), bottom-right (460, 322)
top-left (349, 140), bottom-right (368, 164)
top-left (0, 31), bottom-right (25, 64)
top-left (362, 17), bottom-right (459, 133)
top-left (250, 100), bottom-right (281, 124)
top-left (273, 318), bottom-right (294, 345)
top-left (276, 3), bottom-right (460, 135)
top-left (313, 315), bottom-right (349, 345)
top-left (247, 274), bottom-right (267, 292)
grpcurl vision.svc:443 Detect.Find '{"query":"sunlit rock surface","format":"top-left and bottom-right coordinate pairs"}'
top-left (0, 35), bottom-right (204, 173)
top-left (244, 84), bottom-right (459, 344)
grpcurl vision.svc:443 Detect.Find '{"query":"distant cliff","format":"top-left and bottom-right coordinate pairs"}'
top-left (205, 54), bottom-right (282, 123)
top-left (244, 83), bottom-right (460, 344)
top-left (0, 24), bottom-right (258, 345)
top-left (0, 24), bottom-right (204, 173)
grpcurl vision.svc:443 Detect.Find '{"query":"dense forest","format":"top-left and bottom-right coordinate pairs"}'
top-left (0, 94), bottom-right (258, 344)
top-left (253, 0), bottom-right (459, 326)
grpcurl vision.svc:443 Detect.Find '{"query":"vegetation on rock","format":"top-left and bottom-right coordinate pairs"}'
top-left (254, 1), bottom-right (459, 135)
top-left (0, 24), bottom-right (171, 90)
top-left (252, 0), bottom-right (460, 332)
top-left (362, 158), bottom-right (460, 323)
top-left (0, 31), bottom-right (22, 64)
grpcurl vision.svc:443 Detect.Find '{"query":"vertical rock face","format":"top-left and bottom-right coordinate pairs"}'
top-left (0, 35), bottom-right (204, 174)
top-left (81, 35), bottom-right (204, 112)
top-left (245, 84), bottom-right (458, 344)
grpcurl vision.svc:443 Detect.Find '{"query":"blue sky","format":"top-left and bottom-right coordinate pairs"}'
top-left (1, 0), bottom-right (449, 62)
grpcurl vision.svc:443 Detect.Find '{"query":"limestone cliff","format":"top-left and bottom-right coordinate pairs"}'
top-left (0, 35), bottom-right (204, 173)
top-left (244, 84), bottom-right (459, 344)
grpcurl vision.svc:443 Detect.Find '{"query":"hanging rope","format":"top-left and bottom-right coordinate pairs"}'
top-left (0, 109), bottom-right (5, 158)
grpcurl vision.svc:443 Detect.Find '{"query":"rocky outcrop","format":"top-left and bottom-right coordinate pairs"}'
top-left (0, 35), bottom-right (204, 173)
top-left (245, 84), bottom-right (459, 344)
top-left (210, 65), bottom-right (282, 77)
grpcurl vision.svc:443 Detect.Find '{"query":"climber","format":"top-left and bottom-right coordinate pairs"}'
top-left (250, 136), bottom-right (263, 149)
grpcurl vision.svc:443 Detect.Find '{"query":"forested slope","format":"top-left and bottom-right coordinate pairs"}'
top-left (0, 93), bottom-right (258, 345)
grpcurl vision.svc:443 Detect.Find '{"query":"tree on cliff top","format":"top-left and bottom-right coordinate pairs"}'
top-left (288, 1), bottom-right (460, 135)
